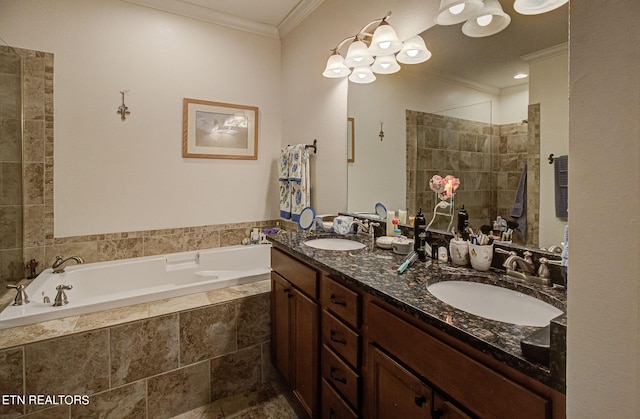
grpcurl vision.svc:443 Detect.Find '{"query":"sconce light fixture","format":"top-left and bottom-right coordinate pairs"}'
top-left (462, 0), bottom-right (511, 37)
top-left (435, 0), bottom-right (484, 25)
top-left (435, 0), bottom-right (511, 38)
top-left (514, 0), bottom-right (569, 15)
top-left (323, 12), bottom-right (432, 84)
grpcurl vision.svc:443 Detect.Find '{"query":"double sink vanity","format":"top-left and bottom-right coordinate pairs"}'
top-left (268, 227), bottom-right (567, 418)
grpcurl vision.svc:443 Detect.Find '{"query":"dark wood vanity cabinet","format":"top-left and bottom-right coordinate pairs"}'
top-left (271, 248), bottom-right (319, 417)
top-left (271, 248), bottom-right (565, 419)
top-left (320, 275), bottom-right (362, 418)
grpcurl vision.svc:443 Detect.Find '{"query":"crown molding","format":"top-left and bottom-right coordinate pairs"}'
top-left (123, 0), bottom-right (279, 38)
top-left (123, 0), bottom-right (325, 39)
top-left (279, 0), bottom-right (325, 38)
top-left (521, 42), bottom-right (568, 62)
top-left (428, 70), bottom-right (502, 96)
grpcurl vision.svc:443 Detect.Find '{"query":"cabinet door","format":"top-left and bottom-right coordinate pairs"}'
top-left (292, 286), bottom-right (319, 417)
top-left (368, 345), bottom-right (432, 419)
top-left (271, 273), bottom-right (293, 383)
top-left (433, 393), bottom-right (473, 419)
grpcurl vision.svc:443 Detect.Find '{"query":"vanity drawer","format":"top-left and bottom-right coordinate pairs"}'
top-left (322, 344), bottom-right (360, 410)
top-left (321, 276), bottom-right (359, 328)
top-left (321, 378), bottom-right (358, 419)
top-left (321, 309), bottom-right (360, 369)
top-left (367, 302), bottom-right (550, 419)
top-left (271, 248), bottom-right (318, 299)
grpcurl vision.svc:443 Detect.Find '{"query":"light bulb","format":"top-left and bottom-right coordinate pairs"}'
top-left (378, 41), bottom-right (392, 50)
top-left (449, 3), bottom-right (465, 14)
top-left (353, 56), bottom-right (363, 63)
top-left (477, 14), bottom-right (493, 26)
top-left (406, 49), bottom-right (419, 58)
top-left (381, 62), bottom-right (391, 69)
top-left (357, 72), bottom-right (367, 79)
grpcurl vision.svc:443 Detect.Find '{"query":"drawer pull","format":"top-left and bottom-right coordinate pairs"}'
top-left (329, 407), bottom-right (336, 419)
top-left (283, 288), bottom-right (294, 298)
top-left (414, 395), bottom-right (427, 408)
top-left (330, 294), bottom-right (347, 306)
top-left (330, 330), bottom-right (347, 345)
top-left (330, 366), bottom-right (347, 384)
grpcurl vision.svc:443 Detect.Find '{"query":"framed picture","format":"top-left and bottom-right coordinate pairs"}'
top-left (347, 117), bottom-right (355, 163)
top-left (183, 98), bottom-right (259, 159)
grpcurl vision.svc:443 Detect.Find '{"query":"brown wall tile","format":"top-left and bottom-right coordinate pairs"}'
top-left (0, 347), bottom-right (23, 417)
top-left (237, 294), bottom-right (270, 349)
top-left (148, 360), bottom-right (210, 419)
top-left (180, 303), bottom-right (237, 365)
top-left (25, 330), bottom-right (109, 397)
top-left (72, 380), bottom-right (146, 419)
top-left (210, 344), bottom-right (262, 402)
top-left (110, 314), bottom-right (179, 386)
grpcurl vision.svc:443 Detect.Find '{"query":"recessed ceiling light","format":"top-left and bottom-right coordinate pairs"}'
top-left (514, 73), bottom-right (528, 79)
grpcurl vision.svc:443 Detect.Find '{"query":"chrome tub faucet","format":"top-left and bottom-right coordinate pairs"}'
top-left (52, 256), bottom-right (84, 273)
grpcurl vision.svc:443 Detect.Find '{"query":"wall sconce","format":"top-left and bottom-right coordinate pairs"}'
top-left (514, 0), bottom-right (569, 15)
top-left (322, 11), bottom-right (432, 84)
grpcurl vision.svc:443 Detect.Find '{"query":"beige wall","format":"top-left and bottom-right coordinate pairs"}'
top-left (0, 0), bottom-right (283, 237)
top-left (529, 49), bottom-right (569, 248)
top-left (568, 1), bottom-right (640, 417)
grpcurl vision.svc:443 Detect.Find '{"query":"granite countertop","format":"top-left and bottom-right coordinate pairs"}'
top-left (268, 232), bottom-right (567, 392)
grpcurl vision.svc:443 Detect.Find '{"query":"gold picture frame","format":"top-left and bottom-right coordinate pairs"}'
top-left (183, 98), bottom-right (259, 160)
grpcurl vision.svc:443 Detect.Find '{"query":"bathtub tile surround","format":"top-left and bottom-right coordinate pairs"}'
top-left (25, 330), bottom-right (110, 398)
top-left (180, 303), bottom-right (237, 365)
top-left (0, 281), bottom-right (277, 418)
top-left (111, 314), bottom-right (180, 386)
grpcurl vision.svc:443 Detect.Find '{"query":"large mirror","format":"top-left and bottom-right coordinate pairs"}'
top-left (347, 0), bottom-right (568, 248)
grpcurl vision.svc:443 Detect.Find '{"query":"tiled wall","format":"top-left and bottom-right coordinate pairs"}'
top-left (406, 110), bottom-right (496, 231)
top-left (0, 45), bottom-right (25, 286)
top-left (0, 291), bottom-right (273, 418)
top-left (406, 108), bottom-right (540, 246)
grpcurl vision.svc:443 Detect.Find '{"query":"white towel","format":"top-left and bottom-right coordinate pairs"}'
top-left (279, 146), bottom-right (292, 219)
top-left (289, 145), bottom-right (310, 222)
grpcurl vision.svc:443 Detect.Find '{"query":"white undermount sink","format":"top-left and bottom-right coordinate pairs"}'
top-left (427, 281), bottom-right (563, 327)
top-left (304, 238), bottom-right (366, 251)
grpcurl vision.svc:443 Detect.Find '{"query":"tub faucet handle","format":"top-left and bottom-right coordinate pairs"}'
top-left (53, 284), bottom-right (73, 307)
top-left (7, 284), bottom-right (30, 306)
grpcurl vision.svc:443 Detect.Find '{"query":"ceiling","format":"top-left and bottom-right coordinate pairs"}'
top-left (422, 0), bottom-right (568, 90)
top-left (123, 0), bottom-right (325, 38)
top-left (124, 0), bottom-right (568, 90)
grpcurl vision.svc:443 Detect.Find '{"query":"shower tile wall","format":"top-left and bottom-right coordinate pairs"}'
top-left (406, 108), bottom-right (540, 245)
top-left (0, 45), bottom-right (24, 287)
top-left (406, 110), bottom-right (495, 231)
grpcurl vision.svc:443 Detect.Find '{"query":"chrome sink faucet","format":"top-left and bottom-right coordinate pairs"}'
top-left (52, 256), bottom-right (84, 273)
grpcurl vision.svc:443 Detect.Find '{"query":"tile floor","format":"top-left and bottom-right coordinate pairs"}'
top-left (172, 380), bottom-right (306, 419)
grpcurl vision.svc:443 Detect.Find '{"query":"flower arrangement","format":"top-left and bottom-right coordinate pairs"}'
top-left (429, 175), bottom-right (460, 200)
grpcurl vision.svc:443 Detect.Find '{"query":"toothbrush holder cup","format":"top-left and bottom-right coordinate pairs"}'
top-left (449, 239), bottom-right (469, 266)
top-left (469, 243), bottom-right (494, 271)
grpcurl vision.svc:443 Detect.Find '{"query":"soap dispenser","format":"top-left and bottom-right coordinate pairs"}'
top-left (457, 205), bottom-right (468, 233)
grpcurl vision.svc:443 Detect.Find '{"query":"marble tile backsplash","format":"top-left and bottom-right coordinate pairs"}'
top-left (0, 291), bottom-right (273, 418)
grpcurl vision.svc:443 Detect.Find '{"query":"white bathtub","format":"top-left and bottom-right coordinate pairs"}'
top-left (0, 244), bottom-right (272, 329)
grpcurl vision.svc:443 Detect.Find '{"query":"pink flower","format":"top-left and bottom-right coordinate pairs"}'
top-left (431, 174), bottom-right (461, 199)
top-left (429, 175), bottom-right (445, 193)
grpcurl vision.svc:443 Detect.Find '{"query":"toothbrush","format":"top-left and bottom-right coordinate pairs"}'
top-left (397, 251), bottom-right (418, 274)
